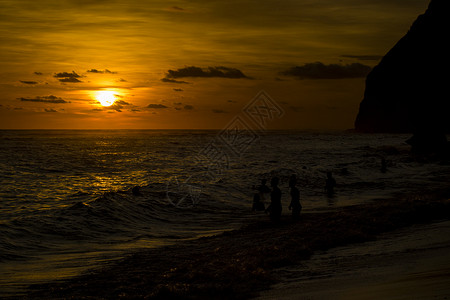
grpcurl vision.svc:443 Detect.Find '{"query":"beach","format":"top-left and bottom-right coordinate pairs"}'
top-left (24, 190), bottom-right (450, 299)
top-left (258, 219), bottom-right (450, 300)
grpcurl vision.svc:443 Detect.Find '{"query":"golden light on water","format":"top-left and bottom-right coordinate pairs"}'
top-left (95, 91), bottom-right (117, 107)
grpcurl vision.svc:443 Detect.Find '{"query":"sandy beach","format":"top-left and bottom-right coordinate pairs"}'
top-left (22, 191), bottom-right (450, 299)
top-left (257, 220), bottom-right (450, 300)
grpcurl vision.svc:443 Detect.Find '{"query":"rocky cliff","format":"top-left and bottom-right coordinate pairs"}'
top-left (354, 0), bottom-right (449, 151)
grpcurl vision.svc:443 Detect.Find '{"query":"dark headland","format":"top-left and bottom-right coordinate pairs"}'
top-left (355, 0), bottom-right (450, 154)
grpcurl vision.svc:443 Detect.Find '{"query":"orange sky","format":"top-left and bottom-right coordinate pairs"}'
top-left (0, 0), bottom-right (429, 129)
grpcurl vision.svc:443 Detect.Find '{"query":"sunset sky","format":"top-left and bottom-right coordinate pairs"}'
top-left (0, 0), bottom-right (429, 130)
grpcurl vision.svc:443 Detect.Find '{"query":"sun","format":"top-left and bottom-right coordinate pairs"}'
top-left (95, 91), bottom-right (116, 107)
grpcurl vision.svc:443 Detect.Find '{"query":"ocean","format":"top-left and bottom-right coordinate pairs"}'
top-left (0, 130), bottom-right (448, 295)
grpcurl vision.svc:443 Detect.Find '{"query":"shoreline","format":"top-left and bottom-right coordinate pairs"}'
top-left (22, 189), bottom-right (450, 299)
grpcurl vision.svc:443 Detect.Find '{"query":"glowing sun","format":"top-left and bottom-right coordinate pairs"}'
top-left (96, 91), bottom-right (116, 106)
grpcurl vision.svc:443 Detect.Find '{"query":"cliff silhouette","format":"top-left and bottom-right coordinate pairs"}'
top-left (355, 0), bottom-right (449, 152)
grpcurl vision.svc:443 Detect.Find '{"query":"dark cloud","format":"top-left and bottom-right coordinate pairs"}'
top-left (212, 109), bottom-right (228, 114)
top-left (44, 108), bottom-right (58, 113)
top-left (173, 88), bottom-right (183, 92)
top-left (117, 78), bottom-right (127, 82)
top-left (161, 78), bottom-right (190, 84)
top-left (97, 100), bottom-right (131, 112)
top-left (282, 62), bottom-right (371, 79)
top-left (341, 55), bottom-right (383, 61)
top-left (34, 72), bottom-right (43, 75)
top-left (114, 100), bottom-right (131, 106)
top-left (147, 104), bottom-right (168, 109)
top-left (54, 71), bottom-right (81, 78)
top-left (170, 6), bottom-right (184, 11)
top-left (18, 95), bottom-right (68, 103)
top-left (58, 77), bottom-right (82, 83)
top-left (184, 105), bottom-right (194, 110)
top-left (20, 81), bottom-right (38, 84)
top-left (54, 71), bottom-right (83, 83)
top-left (87, 69), bottom-right (117, 74)
top-left (166, 66), bottom-right (249, 79)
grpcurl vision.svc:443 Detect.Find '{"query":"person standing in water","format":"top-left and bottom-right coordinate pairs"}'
top-left (325, 171), bottom-right (336, 197)
top-left (265, 177), bottom-right (282, 222)
top-left (257, 179), bottom-right (271, 202)
top-left (288, 175), bottom-right (302, 219)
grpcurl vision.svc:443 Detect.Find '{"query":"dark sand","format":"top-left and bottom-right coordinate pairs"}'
top-left (23, 191), bottom-right (450, 299)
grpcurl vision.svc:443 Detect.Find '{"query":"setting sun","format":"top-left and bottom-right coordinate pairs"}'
top-left (96, 91), bottom-right (116, 107)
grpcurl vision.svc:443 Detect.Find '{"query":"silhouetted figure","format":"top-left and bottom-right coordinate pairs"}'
top-left (381, 158), bottom-right (387, 173)
top-left (265, 177), bottom-right (282, 222)
top-left (288, 175), bottom-right (302, 219)
top-left (325, 172), bottom-right (336, 197)
top-left (252, 193), bottom-right (265, 211)
top-left (132, 186), bottom-right (142, 196)
top-left (257, 179), bottom-right (271, 197)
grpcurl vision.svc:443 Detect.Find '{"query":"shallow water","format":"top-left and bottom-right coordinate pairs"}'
top-left (0, 130), bottom-right (448, 295)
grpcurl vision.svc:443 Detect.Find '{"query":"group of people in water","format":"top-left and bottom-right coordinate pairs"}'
top-left (252, 172), bottom-right (336, 222)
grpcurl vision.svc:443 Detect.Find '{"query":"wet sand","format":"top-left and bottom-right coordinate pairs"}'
top-left (257, 220), bottom-right (450, 300)
top-left (24, 191), bottom-right (450, 299)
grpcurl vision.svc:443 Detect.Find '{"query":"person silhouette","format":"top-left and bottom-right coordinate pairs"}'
top-left (288, 175), bottom-right (302, 219)
top-left (252, 193), bottom-right (265, 211)
top-left (325, 172), bottom-right (336, 197)
top-left (265, 177), bottom-right (282, 222)
top-left (257, 179), bottom-right (271, 202)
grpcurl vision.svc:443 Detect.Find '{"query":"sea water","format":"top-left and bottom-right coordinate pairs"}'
top-left (0, 130), bottom-right (448, 295)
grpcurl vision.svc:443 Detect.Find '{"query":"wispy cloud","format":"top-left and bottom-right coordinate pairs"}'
top-left (165, 66), bottom-right (250, 79)
top-left (147, 103), bottom-right (168, 109)
top-left (161, 78), bottom-right (190, 84)
top-left (20, 81), bottom-right (38, 85)
top-left (18, 95), bottom-right (68, 103)
top-left (87, 69), bottom-right (117, 74)
top-left (282, 62), bottom-right (371, 79)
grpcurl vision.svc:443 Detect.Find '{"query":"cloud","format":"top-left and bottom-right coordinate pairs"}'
top-left (58, 77), bottom-right (82, 83)
top-left (173, 88), bottom-right (183, 92)
top-left (44, 108), bottom-right (58, 113)
top-left (212, 109), bottom-right (228, 114)
top-left (54, 71), bottom-right (81, 78)
top-left (282, 62), bottom-right (371, 79)
top-left (114, 100), bottom-right (131, 106)
top-left (34, 72), bottom-right (43, 75)
top-left (97, 99), bottom-right (131, 112)
top-left (147, 104), bottom-right (168, 109)
top-left (87, 69), bottom-right (117, 74)
top-left (54, 71), bottom-right (83, 83)
top-left (20, 81), bottom-right (38, 84)
top-left (18, 95), bottom-right (68, 103)
top-left (170, 6), bottom-right (184, 11)
top-left (184, 105), bottom-right (194, 110)
top-left (341, 55), bottom-right (383, 61)
top-left (161, 78), bottom-right (190, 84)
top-left (117, 78), bottom-right (127, 82)
top-left (165, 66), bottom-right (249, 79)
